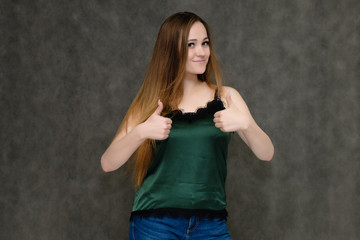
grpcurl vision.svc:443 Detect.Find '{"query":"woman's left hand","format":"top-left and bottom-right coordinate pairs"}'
top-left (213, 91), bottom-right (252, 132)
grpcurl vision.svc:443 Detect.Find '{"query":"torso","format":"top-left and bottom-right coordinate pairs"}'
top-left (131, 88), bottom-right (231, 219)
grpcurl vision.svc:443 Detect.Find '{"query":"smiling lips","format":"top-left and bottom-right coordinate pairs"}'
top-left (192, 60), bottom-right (207, 63)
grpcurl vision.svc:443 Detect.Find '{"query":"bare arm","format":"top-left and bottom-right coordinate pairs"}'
top-left (213, 86), bottom-right (274, 161)
top-left (101, 100), bottom-right (172, 172)
top-left (101, 123), bottom-right (145, 172)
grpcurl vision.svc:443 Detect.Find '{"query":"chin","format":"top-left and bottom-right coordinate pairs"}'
top-left (193, 68), bottom-right (207, 75)
top-left (185, 66), bottom-right (208, 76)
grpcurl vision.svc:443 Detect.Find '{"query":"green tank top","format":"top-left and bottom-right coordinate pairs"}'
top-left (132, 97), bottom-right (231, 213)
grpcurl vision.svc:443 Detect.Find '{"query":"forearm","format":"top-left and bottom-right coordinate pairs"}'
top-left (237, 118), bottom-right (274, 161)
top-left (101, 124), bottom-right (146, 172)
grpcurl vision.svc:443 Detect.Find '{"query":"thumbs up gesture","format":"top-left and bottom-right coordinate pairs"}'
top-left (214, 90), bottom-right (251, 132)
top-left (143, 100), bottom-right (172, 140)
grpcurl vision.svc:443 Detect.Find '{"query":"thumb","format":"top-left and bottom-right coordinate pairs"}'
top-left (226, 90), bottom-right (232, 107)
top-left (155, 99), bottom-right (163, 115)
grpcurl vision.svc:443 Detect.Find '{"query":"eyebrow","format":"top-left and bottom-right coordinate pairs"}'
top-left (188, 37), bottom-right (209, 42)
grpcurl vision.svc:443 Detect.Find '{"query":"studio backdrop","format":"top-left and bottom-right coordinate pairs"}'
top-left (1, 0), bottom-right (359, 239)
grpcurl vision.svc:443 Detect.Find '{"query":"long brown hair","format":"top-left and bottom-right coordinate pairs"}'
top-left (117, 12), bottom-right (224, 188)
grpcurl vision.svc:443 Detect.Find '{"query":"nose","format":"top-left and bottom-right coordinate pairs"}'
top-left (195, 46), bottom-right (205, 56)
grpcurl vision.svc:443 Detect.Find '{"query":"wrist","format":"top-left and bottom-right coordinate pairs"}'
top-left (238, 116), bottom-right (255, 133)
top-left (134, 123), bottom-right (147, 141)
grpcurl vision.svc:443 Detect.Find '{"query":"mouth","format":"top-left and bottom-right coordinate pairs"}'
top-left (192, 60), bottom-right (207, 63)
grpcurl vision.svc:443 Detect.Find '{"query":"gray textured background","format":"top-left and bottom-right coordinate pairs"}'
top-left (1, 0), bottom-right (359, 239)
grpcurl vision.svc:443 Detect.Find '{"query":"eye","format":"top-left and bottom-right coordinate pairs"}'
top-left (202, 41), bottom-right (210, 46)
top-left (188, 42), bottom-right (195, 48)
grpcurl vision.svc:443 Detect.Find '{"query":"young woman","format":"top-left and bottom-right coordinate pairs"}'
top-left (101, 12), bottom-right (274, 240)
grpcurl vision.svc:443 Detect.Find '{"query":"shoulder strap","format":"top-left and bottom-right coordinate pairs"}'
top-left (214, 88), bottom-right (219, 99)
top-left (214, 87), bottom-right (222, 100)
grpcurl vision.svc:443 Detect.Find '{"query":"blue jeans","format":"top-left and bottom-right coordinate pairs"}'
top-left (129, 215), bottom-right (232, 240)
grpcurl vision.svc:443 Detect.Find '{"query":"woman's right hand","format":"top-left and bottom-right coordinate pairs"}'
top-left (141, 100), bottom-right (172, 140)
top-left (101, 100), bottom-right (172, 172)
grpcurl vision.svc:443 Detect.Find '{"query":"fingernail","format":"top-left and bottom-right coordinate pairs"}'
top-left (229, 90), bottom-right (232, 97)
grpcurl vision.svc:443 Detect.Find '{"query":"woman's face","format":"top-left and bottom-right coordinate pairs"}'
top-left (185, 22), bottom-right (210, 76)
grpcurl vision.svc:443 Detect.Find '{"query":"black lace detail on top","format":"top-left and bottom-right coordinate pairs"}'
top-left (130, 208), bottom-right (228, 221)
top-left (168, 92), bottom-right (225, 122)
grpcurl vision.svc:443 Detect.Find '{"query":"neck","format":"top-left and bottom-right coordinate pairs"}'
top-left (182, 73), bottom-right (203, 96)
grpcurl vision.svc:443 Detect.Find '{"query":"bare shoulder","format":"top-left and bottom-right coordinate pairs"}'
top-left (220, 86), bottom-right (237, 96)
top-left (220, 86), bottom-right (250, 112)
